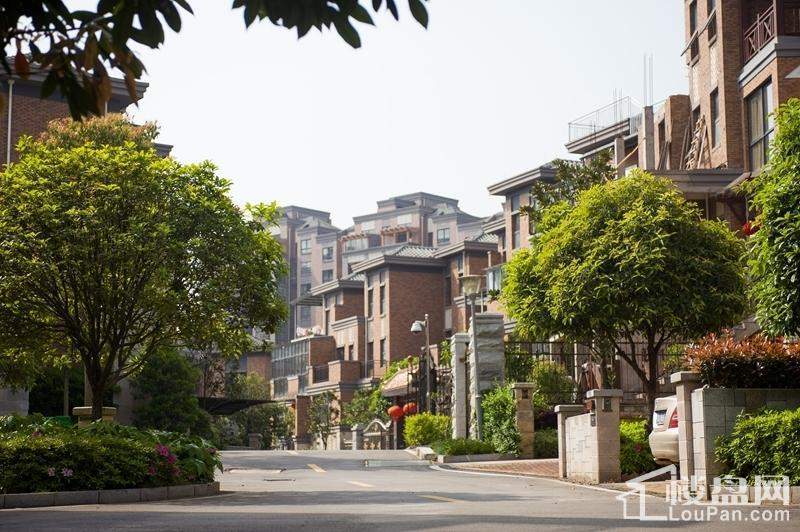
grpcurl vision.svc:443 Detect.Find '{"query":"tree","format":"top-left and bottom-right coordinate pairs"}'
top-left (341, 388), bottom-right (389, 428)
top-left (131, 348), bottom-right (211, 437)
top-left (308, 391), bottom-right (338, 449)
top-left (744, 98), bottom-right (800, 337)
top-left (225, 373), bottom-right (292, 449)
top-left (522, 150), bottom-right (614, 227)
top-left (502, 171), bottom-right (748, 424)
top-left (0, 115), bottom-right (287, 419)
top-left (1, 0), bottom-right (430, 118)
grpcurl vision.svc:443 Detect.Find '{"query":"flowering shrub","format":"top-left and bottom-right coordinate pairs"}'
top-left (687, 334), bottom-right (800, 388)
top-left (0, 415), bottom-right (221, 494)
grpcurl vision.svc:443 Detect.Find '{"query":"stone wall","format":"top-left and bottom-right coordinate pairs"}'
top-left (467, 313), bottom-right (505, 439)
top-left (0, 388), bottom-right (28, 416)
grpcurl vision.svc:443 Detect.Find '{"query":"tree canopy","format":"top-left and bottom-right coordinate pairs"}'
top-left (2, 0), bottom-right (430, 118)
top-left (0, 115), bottom-right (287, 417)
top-left (502, 170), bottom-right (748, 418)
top-left (745, 98), bottom-right (800, 337)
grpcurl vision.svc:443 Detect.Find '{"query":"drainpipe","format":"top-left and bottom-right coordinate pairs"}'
top-left (6, 79), bottom-right (14, 165)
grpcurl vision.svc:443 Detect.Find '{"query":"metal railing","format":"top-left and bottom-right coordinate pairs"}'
top-left (568, 96), bottom-right (642, 143)
top-left (312, 364), bottom-right (329, 384)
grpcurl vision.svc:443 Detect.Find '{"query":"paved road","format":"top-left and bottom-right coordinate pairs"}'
top-left (2, 450), bottom-right (798, 531)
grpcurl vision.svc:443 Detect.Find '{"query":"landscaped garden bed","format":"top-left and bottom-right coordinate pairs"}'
top-left (0, 415), bottom-right (221, 500)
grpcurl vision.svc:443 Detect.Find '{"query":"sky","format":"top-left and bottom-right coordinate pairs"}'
top-left (128, 1), bottom-right (688, 229)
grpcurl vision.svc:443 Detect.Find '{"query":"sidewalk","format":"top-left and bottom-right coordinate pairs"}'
top-left (445, 458), bottom-right (559, 478)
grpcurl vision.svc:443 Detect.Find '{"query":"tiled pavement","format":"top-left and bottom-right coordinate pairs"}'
top-left (447, 458), bottom-right (559, 478)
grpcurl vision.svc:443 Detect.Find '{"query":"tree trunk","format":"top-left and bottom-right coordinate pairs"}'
top-left (90, 382), bottom-right (105, 421)
top-left (644, 339), bottom-right (659, 433)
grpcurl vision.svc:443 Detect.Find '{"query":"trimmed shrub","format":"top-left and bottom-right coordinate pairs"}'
top-left (482, 385), bottom-right (521, 455)
top-left (403, 413), bottom-right (450, 447)
top-left (431, 438), bottom-right (495, 456)
top-left (687, 334), bottom-right (800, 388)
top-left (0, 416), bottom-right (221, 494)
top-left (620, 419), bottom-right (658, 476)
top-left (530, 361), bottom-right (575, 412)
top-left (716, 407), bottom-right (800, 484)
top-left (533, 428), bottom-right (558, 458)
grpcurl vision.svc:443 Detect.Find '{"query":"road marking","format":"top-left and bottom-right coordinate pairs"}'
top-left (307, 463), bottom-right (326, 473)
top-left (286, 450), bottom-right (299, 456)
top-left (418, 494), bottom-right (463, 503)
top-left (347, 481), bottom-right (374, 488)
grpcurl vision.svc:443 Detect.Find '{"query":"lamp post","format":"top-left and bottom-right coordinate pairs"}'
top-left (459, 274), bottom-right (483, 439)
top-left (410, 314), bottom-right (432, 412)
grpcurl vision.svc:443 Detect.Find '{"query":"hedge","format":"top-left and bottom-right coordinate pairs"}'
top-left (0, 415), bottom-right (221, 494)
top-left (620, 419), bottom-right (658, 476)
top-left (716, 407), bottom-right (800, 484)
top-left (403, 413), bottom-right (450, 447)
top-left (534, 428), bottom-right (558, 458)
top-left (482, 385), bottom-right (521, 455)
top-left (431, 438), bottom-right (495, 456)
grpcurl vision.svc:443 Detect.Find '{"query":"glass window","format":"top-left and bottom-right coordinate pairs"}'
top-left (710, 89), bottom-right (720, 147)
top-left (396, 214), bottom-right (412, 226)
top-left (510, 193), bottom-right (521, 212)
top-left (395, 232), bottom-right (407, 243)
top-left (299, 305), bottom-right (311, 321)
top-left (345, 238), bottom-right (366, 252)
top-left (367, 289), bottom-right (374, 317)
top-left (379, 285), bottom-right (386, 315)
top-left (707, 0), bottom-right (717, 41)
top-left (456, 254), bottom-right (463, 273)
top-left (322, 269), bottom-right (333, 283)
top-left (322, 246), bottom-right (333, 262)
top-left (300, 261), bottom-right (311, 276)
top-left (436, 227), bottom-right (450, 244)
top-left (348, 344), bottom-right (354, 361)
top-left (361, 220), bottom-right (375, 231)
top-left (379, 270), bottom-right (386, 283)
top-left (748, 80), bottom-right (774, 171)
top-left (336, 346), bottom-right (345, 360)
top-left (379, 339), bottom-right (386, 366)
top-left (300, 283), bottom-right (312, 294)
top-left (444, 276), bottom-right (452, 305)
top-left (689, 1), bottom-right (697, 33)
top-left (299, 239), bottom-right (311, 255)
top-left (511, 214), bottom-right (520, 249)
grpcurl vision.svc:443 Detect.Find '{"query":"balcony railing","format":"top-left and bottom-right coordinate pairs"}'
top-left (744, 5), bottom-right (776, 62)
top-left (312, 364), bottom-right (329, 384)
top-left (272, 377), bottom-right (288, 398)
top-left (568, 96), bottom-right (642, 144)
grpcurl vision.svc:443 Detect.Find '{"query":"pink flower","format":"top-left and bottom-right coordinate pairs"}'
top-left (61, 468), bottom-right (73, 478)
top-left (155, 443), bottom-right (170, 457)
top-left (47, 467), bottom-right (55, 477)
top-left (147, 465), bottom-right (156, 476)
top-left (634, 444), bottom-right (642, 453)
top-left (166, 453), bottom-right (177, 465)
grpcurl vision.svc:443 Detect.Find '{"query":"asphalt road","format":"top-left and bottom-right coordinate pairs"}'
top-left (2, 450), bottom-right (798, 531)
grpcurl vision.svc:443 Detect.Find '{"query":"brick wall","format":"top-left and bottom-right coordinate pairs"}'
top-left (0, 89), bottom-right (70, 163)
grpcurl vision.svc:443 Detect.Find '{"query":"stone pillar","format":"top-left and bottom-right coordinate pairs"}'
top-left (351, 423), bottom-right (364, 450)
top-left (614, 136), bottom-right (626, 177)
top-left (639, 106), bottom-right (655, 170)
top-left (450, 332), bottom-right (469, 439)
top-left (512, 383), bottom-right (536, 458)
top-left (248, 433), bottom-right (263, 449)
top-left (294, 395), bottom-right (311, 450)
top-left (555, 404), bottom-right (584, 478)
top-left (0, 388), bottom-right (29, 416)
top-left (587, 389), bottom-right (623, 484)
top-left (72, 406), bottom-right (117, 426)
top-left (671, 371), bottom-right (700, 480)
top-left (468, 313), bottom-right (505, 439)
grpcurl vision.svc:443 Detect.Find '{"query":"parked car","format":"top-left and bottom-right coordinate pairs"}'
top-left (648, 395), bottom-right (679, 465)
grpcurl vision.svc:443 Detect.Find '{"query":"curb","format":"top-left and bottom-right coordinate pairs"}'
top-left (1, 481), bottom-right (220, 510)
top-left (436, 453), bottom-right (517, 464)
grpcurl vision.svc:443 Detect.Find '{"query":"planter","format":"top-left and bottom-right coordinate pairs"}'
top-left (0, 481), bottom-right (220, 509)
top-left (436, 453), bottom-right (516, 464)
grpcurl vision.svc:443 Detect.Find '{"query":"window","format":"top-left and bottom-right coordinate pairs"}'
top-left (322, 269), bottom-right (333, 283)
top-left (300, 261), bottom-right (311, 276)
top-left (348, 344), bottom-right (354, 361)
top-left (707, 0), bottom-right (717, 41)
top-left (299, 305), bottom-right (311, 321)
top-left (427, 232), bottom-right (433, 245)
top-left (325, 310), bottom-right (330, 335)
top-left (692, 106), bottom-right (701, 130)
top-left (436, 228), bottom-right (450, 244)
top-left (444, 276), bottom-right (452, 305)
top-left (300, 283), bottom-right (311, 294)
top-left (367, 289), bottom-right (374, 317)
top-left (361, 220), bottom-right (375, 231)
top-left (710, 89), bottom-right (720, 147)
top-left (511, 214), bottom-right (520, 249)
top-left (510, 193), bottom-right (521, 212)
top-left (396, 214), bottom-right (412, 226)
top-left (486, 267), bottom-right (504, 291)
top-left (379, 270), bottom-right (386, 283)
top-left (455, 254), bottom-right (463, 273)
top-left (689, 1), bottom-right (699, 61)
top-left (747, 81), bottom-right (775, 171)
top-left (345, 238), bottom-right (366, 252)
top-left (379, 339), bottom-right (386, 366)
top-left (379, 285), bottom-right (386, 315)
top-left (336, 346), bottom-right (345, 360)
top-left (395, 232), bottom-right (407, 243)
top-left (300, 239), bottom-right (311, 255)
top-left (322, 246), bottom-right (334, 262)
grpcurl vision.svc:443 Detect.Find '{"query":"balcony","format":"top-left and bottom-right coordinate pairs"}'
top-left (744, 4), bottom-right (777, 62)
top-left (312, 364), bottom-right (329, 383)
top-left (566, 97), bottom-right (642, 155)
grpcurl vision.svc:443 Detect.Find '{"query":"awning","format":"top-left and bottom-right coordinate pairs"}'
top-left (381, 369), bottom-right (414, 398)
top-left (198, 397), bottom-right (272, 415)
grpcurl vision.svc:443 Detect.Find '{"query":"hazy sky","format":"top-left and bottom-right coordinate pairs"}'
top-left (128, 1), bottom-right (688, 228)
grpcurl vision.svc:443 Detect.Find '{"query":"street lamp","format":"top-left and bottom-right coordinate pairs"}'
top-left (410, 314), bottom-right (432, 412)
top-left (459, 274), bottom-right (483, 439)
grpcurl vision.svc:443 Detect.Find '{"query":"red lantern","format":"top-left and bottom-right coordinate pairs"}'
top-left (403, 402), bottom-right (417, 415)
top-left (387, 405), bottom-right (404, 421)
top-left (742, 221), bottom-right (759, 236)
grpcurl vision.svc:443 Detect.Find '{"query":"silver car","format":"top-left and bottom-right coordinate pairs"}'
top-left (648, 395), bottom-right (679, 465)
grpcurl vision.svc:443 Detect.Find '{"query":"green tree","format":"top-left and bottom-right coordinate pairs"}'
top-left (0, 115), bottom-right (287, 419)
top-left (744, 98), bottom-right (800, 337)
top-left (341, 388), bottom-right (389, 428)
top-left (131, 348), bottom-right (211, 437)
top-left (503, 171), bottom-right (748, 423)
top-left (225, 372), bottom-right (292, 449)
top-left (2, 0), bottom-right (429, 118)
top-left (308, 391), bottom-right (338, 449)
